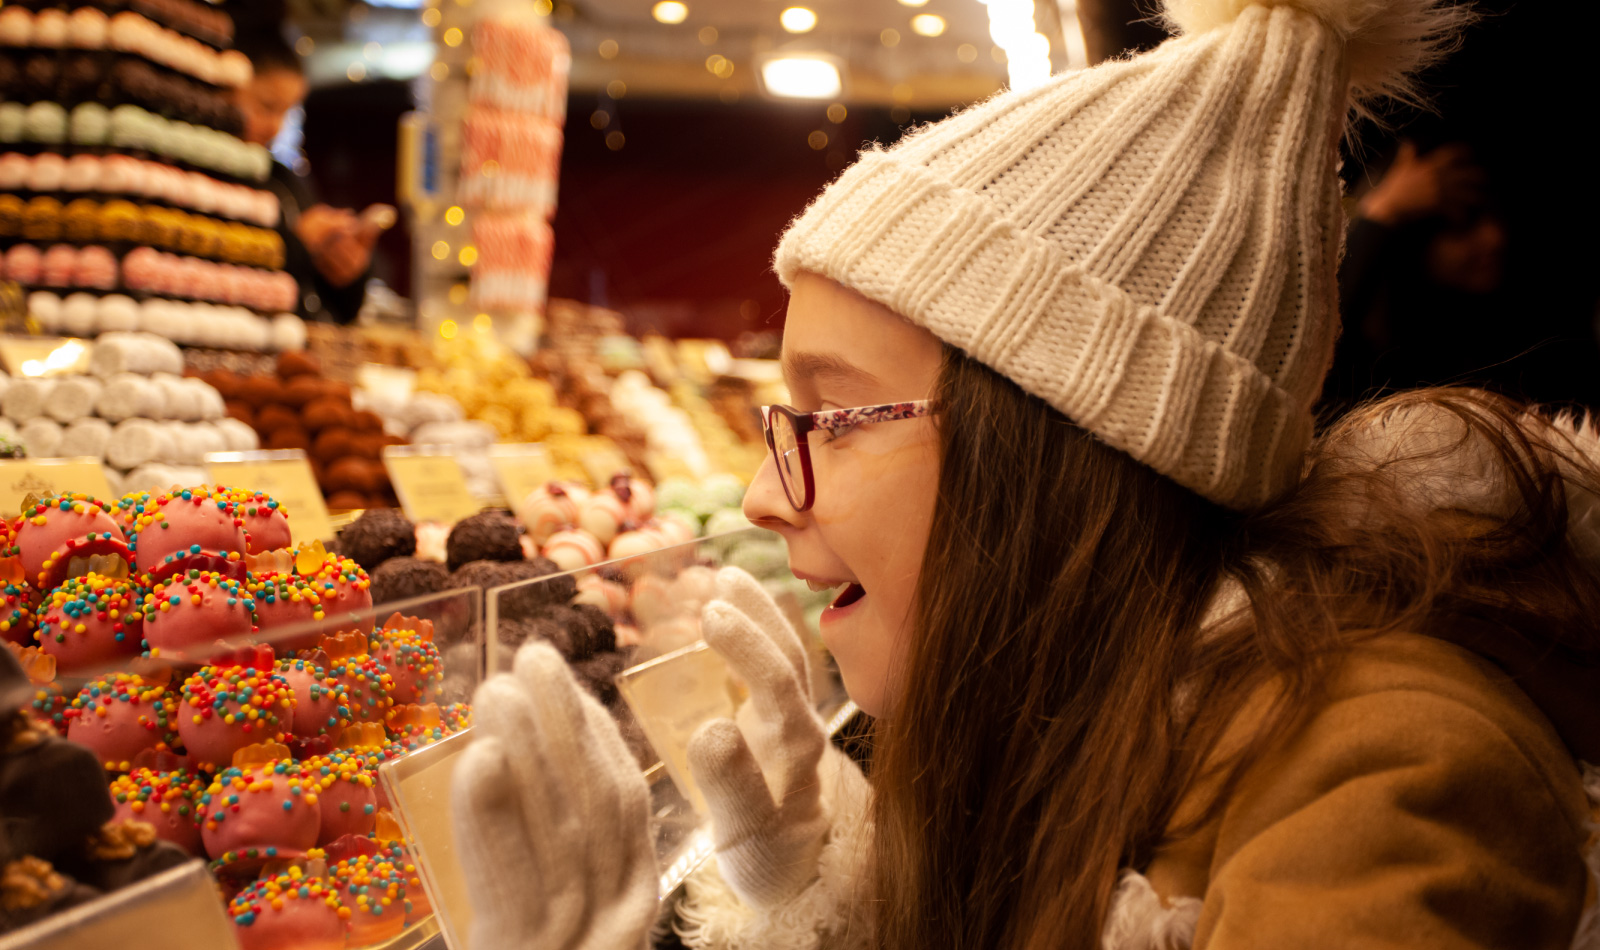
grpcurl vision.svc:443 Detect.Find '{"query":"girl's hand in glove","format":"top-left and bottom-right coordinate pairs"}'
top-left (453, 641), bottom-right (658, 950)
top-left (687, 567), bottom-right (834, 910)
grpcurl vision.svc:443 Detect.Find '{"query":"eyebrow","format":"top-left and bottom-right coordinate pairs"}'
top-left (781, 351), bottom-right (881, 387)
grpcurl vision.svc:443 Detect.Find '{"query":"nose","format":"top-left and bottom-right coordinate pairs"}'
top-left (743, 449), bottom-right (804, 530)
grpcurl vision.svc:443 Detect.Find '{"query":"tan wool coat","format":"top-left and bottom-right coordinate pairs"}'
top-left (1132, 632), bottom-right (1596, 950)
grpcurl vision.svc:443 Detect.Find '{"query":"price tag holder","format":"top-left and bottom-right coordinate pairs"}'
top-left (489, 443), bottom-right (555, 505)
top-left (617, 641), bottom-right (738, 818)
top-left (379, 729), bottom-right (475, 950)
top-left (0, 335), bottom-right (91, 377)
top-left (0, 458), bottom-right (115, 513)
top-left (384, 446), bottom-right (480, 524)
top-left (205, 450), bottom-right (335, 545)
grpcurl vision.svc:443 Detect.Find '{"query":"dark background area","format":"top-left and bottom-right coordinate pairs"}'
top-left (243, 0), bottom-right (1600, 403)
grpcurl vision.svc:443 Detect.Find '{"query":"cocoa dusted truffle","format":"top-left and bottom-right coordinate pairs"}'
top-left (521, 603), bottom-right (609, 661)
top-left (570, 651), bottom-right (627, 706)
top-left (371, 556), bottom-right (450, 607)
top-left (570, 603), bottom-right (617, 655)
top-left (494, 556), bottom-right (575, 620)
top-left (445, 510), bottom-right (523, 572)
top-left (339, 507), bottom-right (417, 572)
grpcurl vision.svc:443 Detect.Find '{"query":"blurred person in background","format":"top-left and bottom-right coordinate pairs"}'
top-left (1326, 139), bottom-right (1600, 410)
top-left (234, 35), bottom-right (378, 324)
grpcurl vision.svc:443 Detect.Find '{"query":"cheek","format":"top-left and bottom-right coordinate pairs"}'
top-left (811, 427), bottom-right (939, 715)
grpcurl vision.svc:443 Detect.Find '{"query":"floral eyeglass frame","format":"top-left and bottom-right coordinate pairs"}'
top-left (759, 400), bottom-right (935, 512)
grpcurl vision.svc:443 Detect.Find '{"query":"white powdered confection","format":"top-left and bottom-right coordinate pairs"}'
top-left (28, 291), bottom-right (62, 332)
top-left (1, 377), bottom-right (53, 423)
top-left (44, 375), bottom-right (102, 423)
top-left (121, 462), bottom-right (184, 497)
top-left (400, 392), bottom-right (467, 431)
top-left (270, 312), bottom-right (308, 352)
top-left (106, 417), bottom-right (167, 469)
top-left (89, 331), bottom-right (184, 378)
top-left (18, 418), bottom-right (63, 458)
top-left (213, 417), bottom-right (260, 452)
top-left (411, 419), bottom-right (498, 450)
top-left (151, 373), bottom-right (200, 422)
top-left (183, 421), bottom-right (227, 463)
top-left (188, 377), bottom-right (225, 420)
top-left (96, 294), bottom-right (141, 333)
top-left (60, 417), bottom-right (113, 461)
top-left (59, 293), bottom-right (99, 338)
top-left (94, 373), bottom-right (162, 422)
top-left (163, 420), bottom-right (203, 464)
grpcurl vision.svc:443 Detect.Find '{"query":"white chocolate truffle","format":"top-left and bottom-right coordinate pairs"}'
top-left (60, 417), bottom-right (112, 460)
top-left (0, 152), bottom-right (29, 190)
top-left (44, 375), bottom-right (101, 423)
top-left (2, 377), bottom-right (53, 423)
top-left (28, 291), bottom-right (62, 333)
top-left (269, 313), bottom-right (307, 352)
top-left (19, 418), bottom-right (63, 458)
top-left (96, 294), bottom-right (140, 333)
top-left (213, 417), bottom-right (259, 452)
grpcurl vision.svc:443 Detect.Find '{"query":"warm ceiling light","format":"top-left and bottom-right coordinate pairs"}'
top-left (652, 1), bottom-right (689, 25)
top-left (898, 0), bottom-right (929, 5)
top-left (910, 14), bottom-right (945, 36)
top-left (760, 56), bottom-right (841, 99)
top-left (780, 6), bottom-right (817, 33)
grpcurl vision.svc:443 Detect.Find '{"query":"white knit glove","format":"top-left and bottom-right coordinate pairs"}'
top-left (453, 642), bottom-right (657, 950)
top-left (676, 568), bottom-right (874, 950)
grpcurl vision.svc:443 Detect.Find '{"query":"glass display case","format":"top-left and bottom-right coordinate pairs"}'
top-left (4, 575), bottom-right (483, 950)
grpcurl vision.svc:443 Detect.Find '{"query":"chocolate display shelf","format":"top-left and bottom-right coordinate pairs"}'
top-left (0, 128), bottom-right (269, 186)
top-left (0, 185), bottom-right (280, 232)
top-left (9, 282), bottom-right (293, 320)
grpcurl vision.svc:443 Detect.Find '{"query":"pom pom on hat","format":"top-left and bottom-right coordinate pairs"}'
top-left (1163, 0), bottom-right (1474, 112)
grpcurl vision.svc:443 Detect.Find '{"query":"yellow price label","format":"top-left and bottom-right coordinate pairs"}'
top-left (205, 450), bottom-right (335, 545)
top-left (384, 448), bottom-right (480, 524)
top-left (0, 458), bottom-right (115, 513)
top-left (489, 443), bottom-right (556, 507)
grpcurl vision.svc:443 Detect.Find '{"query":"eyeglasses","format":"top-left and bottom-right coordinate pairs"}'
top-left (760, 400), bottom-right (934, 511)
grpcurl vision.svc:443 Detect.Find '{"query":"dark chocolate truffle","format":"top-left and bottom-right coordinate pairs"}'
top-left (494, 556), bottom-right (575, 620)
top-left (570, 651), bottom-right (626, 706)
top-left (0, 728), bottom-right (116, 864)
top-left (570, 603), bottom-right (617, 655)
top-left (339, 508), bottom-right (417, 572)
top-left (445, 510), bottom-right (523, 572)
top-left (370, 556), bottom-right (449, 607)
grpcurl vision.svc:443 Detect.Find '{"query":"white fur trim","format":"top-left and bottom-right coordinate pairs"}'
top-left (675, 747), bottom-right (875, 950)
top-left (1572, 762), bottom-right (1600, 950)
top-left (1102, 870), bottom-right (1203, 950)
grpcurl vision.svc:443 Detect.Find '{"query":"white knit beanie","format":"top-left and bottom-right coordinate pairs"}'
top-left (775, 0), bottom-right (1466, 510)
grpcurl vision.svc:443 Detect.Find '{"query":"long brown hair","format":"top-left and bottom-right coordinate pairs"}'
top-left (870, 347), bottom-right (1600, 950)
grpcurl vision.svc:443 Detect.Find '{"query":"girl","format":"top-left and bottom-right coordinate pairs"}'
top-left (454, 0), bottom-right (1600, 947)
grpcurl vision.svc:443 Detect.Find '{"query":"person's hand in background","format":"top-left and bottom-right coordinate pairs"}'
top-left (296, 203), bottom-right (380, 288)
top-left (1358, 140), bottom-right (1487, 227)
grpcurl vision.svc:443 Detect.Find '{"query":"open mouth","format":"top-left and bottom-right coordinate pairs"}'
top-left (830, 582), bottom-right (866, 609)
